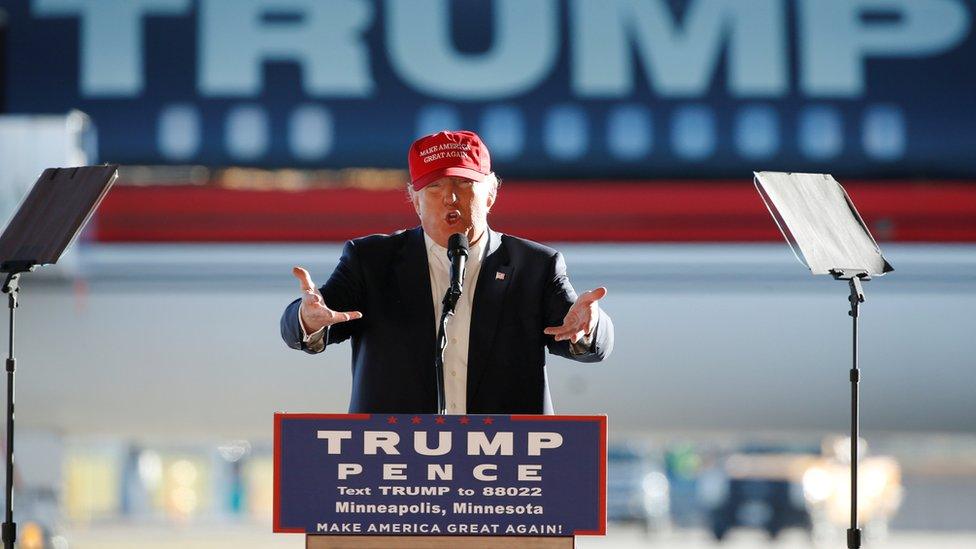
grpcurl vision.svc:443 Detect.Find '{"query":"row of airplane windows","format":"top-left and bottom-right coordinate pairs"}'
top-left (156, 103), bottom-right (906, 164)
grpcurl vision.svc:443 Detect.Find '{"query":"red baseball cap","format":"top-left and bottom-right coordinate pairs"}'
top-left (408, 130), bottom-right (491, 191)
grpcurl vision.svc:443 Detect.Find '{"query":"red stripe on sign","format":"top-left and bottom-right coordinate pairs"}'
top-left (92, 180), bottom-right (976, 242)
top-left (279, 413), bottom-right (372, 421)
top-left (509, 415), bottom-right (606, 422)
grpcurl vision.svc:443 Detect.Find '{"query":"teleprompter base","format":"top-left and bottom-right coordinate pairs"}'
top-left (307, 535), bottom-right (574, 548)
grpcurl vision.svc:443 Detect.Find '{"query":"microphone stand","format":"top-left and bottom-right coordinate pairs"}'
top-left (434, 288), bottom-right (460, 415)
top-left (434, 234), bottom-right (468, 415)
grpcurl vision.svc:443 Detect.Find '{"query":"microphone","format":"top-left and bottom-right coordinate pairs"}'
top-left (444, 233), bottom-right (469, 313)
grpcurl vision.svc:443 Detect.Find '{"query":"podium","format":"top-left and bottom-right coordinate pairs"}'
top-left (274, 414), bottom-right (606, 548)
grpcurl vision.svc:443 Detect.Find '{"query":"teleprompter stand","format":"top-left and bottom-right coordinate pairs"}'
top-left (831, 268), bottom-right (868, 549)
top-left (0, 165), bottom-right (117, 549)
top-left (0, 263), bottom-right (32, 549)
top-left (754, 172), bottom-right (893, 549)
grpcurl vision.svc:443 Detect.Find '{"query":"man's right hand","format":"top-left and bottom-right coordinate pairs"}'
top-left (292, 266), bottom-right (363, 334)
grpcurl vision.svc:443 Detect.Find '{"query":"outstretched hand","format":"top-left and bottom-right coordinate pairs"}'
top-left (292, 266), bottom-right (362, 334)
top-left (543, 287), bottom-right (607, 344)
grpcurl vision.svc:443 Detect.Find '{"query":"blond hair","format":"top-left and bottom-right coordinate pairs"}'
top-left (406, 172), bottom-right (501, 202)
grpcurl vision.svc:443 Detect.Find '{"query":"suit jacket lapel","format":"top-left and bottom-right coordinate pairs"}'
top-left (467, 229), bottom-right (512, 405)
top-left (393, 227), bottom-right (437, 405)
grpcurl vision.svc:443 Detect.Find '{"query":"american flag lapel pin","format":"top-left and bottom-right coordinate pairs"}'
top-left (495, 271), bottom-right (506, 280)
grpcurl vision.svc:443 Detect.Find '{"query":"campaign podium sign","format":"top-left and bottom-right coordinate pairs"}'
top-left (273, 413), bottom-right (606, 539)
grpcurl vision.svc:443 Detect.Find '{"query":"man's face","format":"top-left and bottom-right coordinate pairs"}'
top-left (411, 175), bottom-right (496, 248)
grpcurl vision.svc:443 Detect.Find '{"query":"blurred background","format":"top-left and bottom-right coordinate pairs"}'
top-left (1, 0), bottom-right (975, 547)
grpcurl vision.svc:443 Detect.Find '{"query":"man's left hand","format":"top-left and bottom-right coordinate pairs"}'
top-left (544, 287), bottom-right (607, 344)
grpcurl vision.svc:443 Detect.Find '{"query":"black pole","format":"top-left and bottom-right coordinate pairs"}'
top-left (434, 276), bottom-right (463, 415)
top-left (435, 309), bottom-right (450, 415)
top-left (846, 275), bottom-right (864, 549)
top-left (1, 272), bottom-right (19, 549)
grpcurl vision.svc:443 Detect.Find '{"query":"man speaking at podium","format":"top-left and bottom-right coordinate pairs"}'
top-left (280, 130), bottom-right (614, 414)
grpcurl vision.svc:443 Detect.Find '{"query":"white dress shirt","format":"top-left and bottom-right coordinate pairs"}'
top-left (424, 232), bottom-right (487, 414)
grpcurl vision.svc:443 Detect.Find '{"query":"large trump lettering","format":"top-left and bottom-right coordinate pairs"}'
top-left (32, 0), bottom-right (973, 99)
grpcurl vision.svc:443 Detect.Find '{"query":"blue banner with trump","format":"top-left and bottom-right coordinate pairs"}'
top-left (273, 413), bottom-right (606, 537)
top-left (6, 0), bottom-right (976, 177)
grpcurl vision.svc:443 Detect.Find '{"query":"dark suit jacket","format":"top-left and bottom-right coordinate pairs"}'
top-left (280, 227), bottom-right (613, 414)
